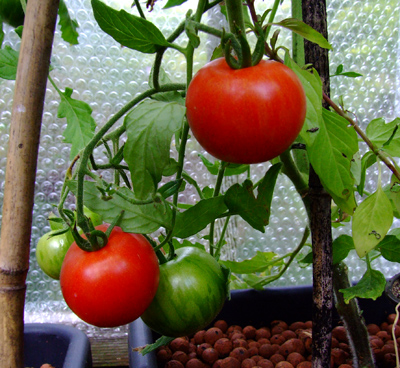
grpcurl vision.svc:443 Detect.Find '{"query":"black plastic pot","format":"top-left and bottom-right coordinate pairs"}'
top-left (24, 323), bottom-right (92, 368)
top-left (128, 285), bottom-right (394, 368)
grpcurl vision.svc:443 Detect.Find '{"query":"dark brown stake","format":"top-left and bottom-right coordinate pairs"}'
top-left (301, 1), bottom-right (333, 368)
top-left (0, 1), bottom-right (59, 367)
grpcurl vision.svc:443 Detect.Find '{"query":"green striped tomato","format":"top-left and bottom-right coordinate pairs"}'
top-left (141, 247), bottom-right (229, 337)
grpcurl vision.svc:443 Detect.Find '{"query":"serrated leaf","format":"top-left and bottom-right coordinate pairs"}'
top-left (224, 180), bottom-right (268, 233)
top-left (272, 18), bottom-right (332, 50)
top-left (91, 0), bottom-right (169, 53)
top-left (67, 180), bottom-right (172, 234)
top-left (173, 196), bottom-right (228, 238)
top-left (0, 46), bottom-right (18, 80)
top-left (352, 185), bottom-right (393, 258)
top-left (220, 251), bottom-right (278, 274)
top-left (58, 88), bottom-right (96, 159)
top-left (124, 100), bottom-right (185, 199)
top-left (58, 0), bottom-right (79, 45)
top-left (378, 235), bottom-right (400, 262)
top-left (284, 55), bottom-right (323, 147)
top-left (366, 117), bottom-right (400, 157)
top-left (339, 267), bottom-right (386, 303)
top-left (332, 234), bottom-right (354, 264)
top-left (307, 108), bottom-right (358, 214)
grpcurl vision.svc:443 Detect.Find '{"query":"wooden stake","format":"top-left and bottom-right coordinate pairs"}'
top-left (0, 1), bottom-right (59, 366)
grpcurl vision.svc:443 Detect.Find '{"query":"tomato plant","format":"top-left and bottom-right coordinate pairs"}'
top-left (60, 224), bottom-right (160, 327)
top-left (36, 230), bottom-right (75, 280)
top-left (185, 58), bottom-right (307, 164)
top-left (141, 247), bottom-right (229, 337)
top-left (0, 0), bottom-right (24, 27)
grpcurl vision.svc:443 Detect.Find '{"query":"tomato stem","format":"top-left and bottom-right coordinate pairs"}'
top-left (209, 162), bottom-right (228, 256)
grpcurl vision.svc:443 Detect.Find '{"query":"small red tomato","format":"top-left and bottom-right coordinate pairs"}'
top-left (185, 58), bottom-right (307, 164)
top-left (60, 224), bottom-right (159, 327)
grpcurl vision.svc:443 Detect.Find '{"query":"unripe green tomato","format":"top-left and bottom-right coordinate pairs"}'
top-left (141, 247), bottom-right (229, 337)
top-left (0, 0), bottom-right (24, 28)
top-left (36, 230), bottom-right (75, 280)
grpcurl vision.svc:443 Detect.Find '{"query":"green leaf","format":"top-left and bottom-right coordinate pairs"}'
top-left (257, 163), bottom-right (282, 212)
top-left (67, 180), bottom-right (172, 234)
top-left (378, 235), bottom-right (400, 263)
top-left (307, 108), bottom-right (358, 214)
top-left (124, 100), bottom-right (185, 199)
top-left (185, 18), bottom-right (200, 49)
top-left (272, 18), bottom-right (332, 50)
top-left (199, 155), bottom-right (249, 176)
top-left (332, 235), bottom-right (354, 264)
top-left (357, 151), bottom-right (376, 196)
top-left (0, 22), bottom-right (4, 47)
top-left (58, 88), bottom-right (96, 159)
top-left (284, 55), bottom-right (323, 147)
top-left (141, 336), bottom-right (174, 355)
top-left (91, 0), bottom-right (169, 54)
top-left (163, 0), bottom-right (188, 8)
top-left (352, 185), bottom-right (393, 258)
top-left (224, 180), bottom-right (268, 233)
top-left (173, 196), bottom-right (228, 238)
top-left (384, 176), bottom-right (400, 218)
top-left (331, 64), bottom-right (362, 78)
top-left (366, 117), bottom-right (400, 157)
top-left (0, 46), bottom-right (18, 80)
top-left (58, 0), bottom-right (79, 45)
top-left (220, 251), bottom-right (279, 274)
top-left (339, 267), bottom-right (386, 303)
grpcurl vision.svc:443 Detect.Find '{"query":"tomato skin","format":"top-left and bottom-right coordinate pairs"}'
top-left (185, 58), bottom-right (307, 164)
top-left (141, 247), bottom-right (229, 337)
top-left (60, 224), bottom-right (160, 328)
top-left (36, 230), bottom-right (75, 280)
top-left (0, 0), bottom-right (24, 27)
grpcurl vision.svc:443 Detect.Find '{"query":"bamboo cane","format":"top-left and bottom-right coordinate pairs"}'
top-left (0, 1), bottom-right (60, 366)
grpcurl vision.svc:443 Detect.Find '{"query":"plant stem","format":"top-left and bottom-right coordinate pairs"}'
top-left (209, 162), bottom-right (227, 256)
top-left (264, 0), bottom-right (282, 40)
top-left (333, 262), bottom-right (375, 368)
top-left (75, 83), bottom-right (185, 242)
top-left (225, 0), bottom-right (246, 35)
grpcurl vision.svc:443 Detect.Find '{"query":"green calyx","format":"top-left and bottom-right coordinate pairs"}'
top-left (223, 23), bottom-right (265, 70)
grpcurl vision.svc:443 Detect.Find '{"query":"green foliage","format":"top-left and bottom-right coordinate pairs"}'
top-left (124, 100), bottom-right (186, 199)
top-left (58, 0), bottom-right (79, 45)
top-left (58, 88), bottom-right (97, 159)
top-left (0, 45), bottom-right (18, 79)
top-left (91, 0), bottom-right (170, 53)
top-left (352, 184), bottom-right (393, 258)
top-left (2, 0), bottom-right (399, 306)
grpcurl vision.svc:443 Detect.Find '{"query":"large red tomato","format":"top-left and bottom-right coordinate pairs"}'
top-left (185, 58), bottom-right (307, 164)
top-left (60, 224), bottom-right (159, 327)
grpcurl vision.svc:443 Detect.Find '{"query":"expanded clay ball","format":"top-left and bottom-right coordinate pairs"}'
top-left (154, 315), bottom-right (400, 368)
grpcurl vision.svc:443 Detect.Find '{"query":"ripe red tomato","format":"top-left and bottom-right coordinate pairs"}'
top-left (185, 58), bottom-right (307, 164)
top-left (60, 224), bottom-right (160, 328)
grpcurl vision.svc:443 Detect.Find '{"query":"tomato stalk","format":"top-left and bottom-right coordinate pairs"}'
top-left (209, 162), bottom-right (228, 257)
